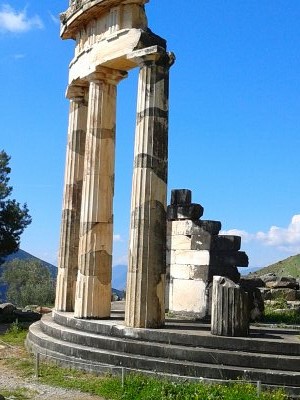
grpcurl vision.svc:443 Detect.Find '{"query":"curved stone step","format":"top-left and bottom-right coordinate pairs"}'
top-left (27, 320), bottom-right (300, 388)
top-left (40, 315), bottom-right (300, 373)
top-left (52, 311), bottom-right (300, 356)
top-left (26, 331), bottom-right (300, 399)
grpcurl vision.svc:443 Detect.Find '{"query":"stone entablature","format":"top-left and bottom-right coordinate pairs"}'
top-left (62, 0), bottom-right (148, 36)
top-left (60, 0), bottom-right (161, 82)
top-left (166, 189), bottom-right (249, 319)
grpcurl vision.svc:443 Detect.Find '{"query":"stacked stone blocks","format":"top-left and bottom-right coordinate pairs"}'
top-left (166, 189), bottom-right (248, 318)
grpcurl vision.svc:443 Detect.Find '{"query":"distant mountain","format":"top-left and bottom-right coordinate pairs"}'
top-left (240, 266), bottom-right (261, 276)
top-left (0, 249), bottom-right (57, 302)
top-left (248, 254), bottom-right (300, 278)
top-left (3, 249), bottom-right (57, 278)
top-left (1, 250), bottom-right (128, 302)
top-left (112, 288), bottom-right (125, 299)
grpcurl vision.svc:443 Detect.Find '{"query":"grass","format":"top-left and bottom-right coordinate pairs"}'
top-left (9, 358), bottom-right (288, 400)
top-left (0, 320), bottom-right (29, 345)
top-left (35, 368), bottom-right (289, 400)
top-left (0, 388), bottom-right (36, 399)
top-left (263, 308), bottom-right (300, 325)
top-left (263, 299), bottom-right (300, 325)
top-left (253, 254), bottom-right (300, 278)
top-left (0, 324), bottom-right (290, 400)
top-left (40, 365), bottom-right (123, 398)
top-left (4, 354), bottom-right (35, 378)
top-left (119, 376), bottom-right (288, 400)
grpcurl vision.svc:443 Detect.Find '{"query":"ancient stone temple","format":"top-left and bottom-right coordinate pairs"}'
top-left (26, 4), bottom-right (300, 393)
top-left (54, 0), bottom-right (174, 328)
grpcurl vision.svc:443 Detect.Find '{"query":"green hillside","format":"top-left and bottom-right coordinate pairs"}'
top-left (3, 249), bottom-right (57, 278)
top-left (252, 254), bottom-right (300, 278)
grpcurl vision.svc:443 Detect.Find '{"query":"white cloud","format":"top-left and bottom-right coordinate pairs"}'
top-left (255, 215), bottom-right (300, 252)
top-left (113, 234), bottom-right (122, 242)
top-left (0, 4), bottom-right (43, 33)
top-left (49, 12), bottom-right (59, 25)
top-left (222, 214), bottom-right (300, 254)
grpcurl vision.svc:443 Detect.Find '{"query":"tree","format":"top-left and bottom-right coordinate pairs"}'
top-left (1, 259), bottom-right (55, 307)
top-left (0, 151), bottom-right (31, 264)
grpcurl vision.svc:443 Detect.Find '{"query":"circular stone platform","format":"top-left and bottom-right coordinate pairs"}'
top-left (26, 302), bottom-right (300, 398)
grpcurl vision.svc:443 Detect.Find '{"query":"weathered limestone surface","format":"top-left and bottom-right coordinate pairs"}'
top-left (239, 276), bottom-right (265, 322)
top-left (61, 0), bottom-right (165, 81)
top-left (169, 219), bottom-right (221, 237)
top-left (55, 85), bottom-right (88, 312)
top-left (56, 0), bottom-right (174, 325)
top-left (211, 276), bottom-right (249, 337)
top-left (169, 279), bottom-right (207, 314)
top-left (74, 69), bottom-right (126, 319)
top-left (166, 189), bottom-right (249, 319)
top-left (125, 51), bottom-right (174, 328)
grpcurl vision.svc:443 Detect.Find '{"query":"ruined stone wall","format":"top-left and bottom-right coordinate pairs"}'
top-left (166, 189), bottom-right (248, 319)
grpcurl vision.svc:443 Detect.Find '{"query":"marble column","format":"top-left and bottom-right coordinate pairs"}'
top-left (125, 51), bottom-right (175, 328)
top-left (55, 84), bottom-right (88, 312)
top-left (211, 276), bottom-right (249, 337)
top-left (74, 68), bottom-right (127, 319)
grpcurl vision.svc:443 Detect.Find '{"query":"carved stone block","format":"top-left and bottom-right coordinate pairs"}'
top-left (167, 204), bottom-right (204, 221)
top-left (170, 189), bottom-right (192, 206)
top-left (209, 265), bottom-right (241, 283)
top-left (168, 219), bottom-right (221, 236)
top-left (211, 276), bottom-right (249, 337)
top-left (167, 234), bottom-right (192, 250)
top-left (210, 251), bottom-right (249, 267)
top-left (197, 220), bottom-right (222, 235)
top-left (191, 231), bottom-right (212, 251)
top-left (211, 235), bottom-right (241, 251)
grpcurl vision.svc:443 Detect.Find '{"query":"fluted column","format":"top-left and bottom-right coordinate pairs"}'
top-left (55, 84), bottom-right (88, 312)
top-left (125, 51), bottom-right (175, 328)
top-left (74, 68), bottom-right (127, 319)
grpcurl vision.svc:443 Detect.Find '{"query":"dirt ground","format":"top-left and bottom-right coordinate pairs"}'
top-left (0, 338), bottom-right (105, 400)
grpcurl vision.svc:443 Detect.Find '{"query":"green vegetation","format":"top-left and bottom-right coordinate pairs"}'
top-left (0, 150), bottom-right (31, 264)
top-left (1, 259), bottom-right (55, 307)
top-left (118, 375), bottom-right (287, 400)
top-left (4, 355), bottom-right (35, 378)
top-left (1, 328), bottom-right (288, 400)
top-left (264, 309), bottom-right (300, 325)
top-left (25, 366), bottom-right (290, 400)
top-left (253, 254), bottom-right (300, 278)
top-left (1, 320), bottom-right (29, 345)
top-left (263, 299), bottom-right (300, 325)
top-left (0, 388), bottom-right (35, 399)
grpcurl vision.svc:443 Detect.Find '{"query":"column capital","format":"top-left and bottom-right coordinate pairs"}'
top-left (66, 82), bottom-right (88, 102)
top-left (127, 45), bottom-right (175, 69)
top-left (87, 67), bottom-right (128, 85)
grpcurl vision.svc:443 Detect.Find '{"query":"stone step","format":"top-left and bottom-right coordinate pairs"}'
top-left (27, 321), bottom-right (300, 388)
top-left (53, 311), bottom-right (300, 357)
top-left (26, 329), bottom-right (300, 400)
top-left (40, 315), bottom-right (300, 373)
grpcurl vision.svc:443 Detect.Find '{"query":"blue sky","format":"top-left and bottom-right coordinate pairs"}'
top-left (1, 0), bottom-right (300, 271)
